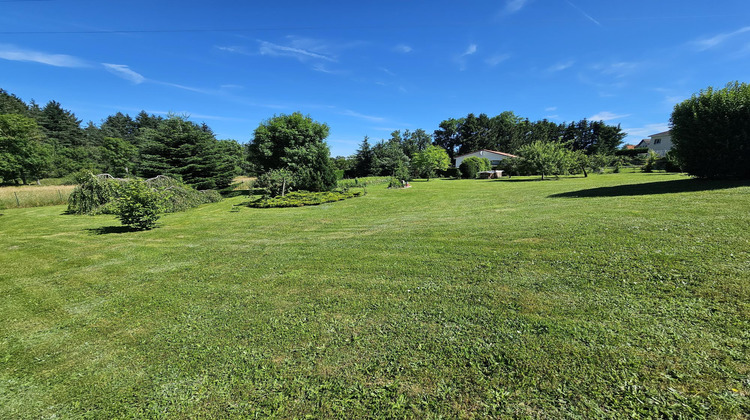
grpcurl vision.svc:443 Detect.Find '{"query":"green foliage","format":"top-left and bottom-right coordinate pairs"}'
top-left (145, 175), bottom-right (222, 213)
top-left (255, 169), bottom-right (295, 197)
top-left (138, 116), bottom-right (238, 189)
top-left (247, 189), bottom-right (364, 208)
top-left (459, 156), bottom-right (491, 179)
top-left (337, 176), bottom-right (390, 189)
top-left (517, 141), bottom-right (574, 179)
top-left (615, 147), bottom-right (649, 157)
top-left (116, 178), bottom-right (165, 230)
top-left (67, 171), bottom-right (124, 214)
top-left (671, 81), bottom-right (750, 178)
top-left (412, 145), bottom-right (450, 180)
top-left (642, 150), bottom-right (659, 173)
top-left (247, 113), bottom-right (336, 192)
top-left (370, 138), bottom-right (411, 178)
top-left (0, 114), bottom-right (52, 184)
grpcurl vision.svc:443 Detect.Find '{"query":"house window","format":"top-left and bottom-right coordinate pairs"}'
top-left (654, 138), bottom-right (661, 144)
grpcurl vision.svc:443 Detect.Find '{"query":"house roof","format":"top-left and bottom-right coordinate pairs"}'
top-left (649, 130), bottom-right (671, 137)
top-left (625, 145), bottom-right (635, 150)
top-left (454, 149), bottom-right (518, 159)
top-left (635, 139), bottom-right (651, 148)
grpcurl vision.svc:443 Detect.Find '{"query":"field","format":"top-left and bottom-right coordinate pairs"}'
top-left (0, 173), bottom-right (748, 418)
top-left (0, 184), bottom-right (75, 209)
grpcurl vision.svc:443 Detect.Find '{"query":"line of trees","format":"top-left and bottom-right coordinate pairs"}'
top-left (1, 89), bottom-right (243, 188)
top-left (2, 87), bottom-right (629, 190)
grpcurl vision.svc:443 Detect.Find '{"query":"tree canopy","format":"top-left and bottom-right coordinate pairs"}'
top-left (671, 81), bottom-right (750, 179)
top-left (247, 112), bottom-right (336, 192)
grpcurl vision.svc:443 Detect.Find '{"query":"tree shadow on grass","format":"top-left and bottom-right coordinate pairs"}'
top-left (549, 178), bottom-right (750, 198)
top-left (86, 225), bottom-right (139, 235)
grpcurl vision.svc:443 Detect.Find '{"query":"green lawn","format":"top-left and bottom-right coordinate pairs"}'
top-left (1, 173), bottom-right (748, 418)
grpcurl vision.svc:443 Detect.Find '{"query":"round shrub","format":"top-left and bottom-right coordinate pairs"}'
top-left (116, 178), bottom-right (165, 230)
top-left (670, 81), bottom-right (750, 179)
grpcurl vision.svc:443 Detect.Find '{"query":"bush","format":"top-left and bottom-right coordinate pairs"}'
top-left (116, 178), bottom-right (165, 230)
top-left (459, 157), bottom-right (490, 179)
top-left (444, 167), bottom-right (462, 178)
top-left (67, 171), bottom-right (125, 214)
top-left (642, 150), bottom-right (659, 173)
top-left (255, 169), bottom-right (295, 197)
top-left (247, 190), bottom-right (364, 208)
top-left (671, 81), bottom-right (750, 179)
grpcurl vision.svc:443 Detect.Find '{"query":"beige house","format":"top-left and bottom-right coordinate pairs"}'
top-left (648, 130), bottom-right (673, 156)
top-left (454, 149), bottom-right (517, 168)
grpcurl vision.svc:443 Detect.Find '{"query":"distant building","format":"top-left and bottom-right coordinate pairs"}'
top-left (633, 130), bottom-right (672, 156)
top-left (454, 149), bottom-right (517, 168)
top-left (647, 130), bottom-right (673, 156)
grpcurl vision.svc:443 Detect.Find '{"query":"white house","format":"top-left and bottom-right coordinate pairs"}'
top-left (646, 130), bottom-right (673, 156)
top-left (454, 149), bottom-right (517, 168)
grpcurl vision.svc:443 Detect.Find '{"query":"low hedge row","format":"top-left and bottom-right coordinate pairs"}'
top-left (247, 190), bottom-right (364, 208)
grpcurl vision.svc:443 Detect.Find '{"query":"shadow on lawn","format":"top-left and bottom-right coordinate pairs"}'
top-left (86, 225), bottom-right (139, 235)
top-left (549, 178), bottom-right (750, 198)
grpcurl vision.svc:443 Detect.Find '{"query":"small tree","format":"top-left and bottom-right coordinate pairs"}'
top-left (671, 81), bottom-right (750, 179)
top-left (116, 178), bottom-right (165, 230)
top-left (517, 141), bottom-right (571, 180)
top-left (642, 150), bottom-right (659, 173)
top-left (412, 145), bottom-right (450, 180)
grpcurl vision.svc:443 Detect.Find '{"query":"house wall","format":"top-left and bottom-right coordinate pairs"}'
top-left (454, 150), bottom-right (513, 168)
top-left (648, 133), bottom-right (673, 157)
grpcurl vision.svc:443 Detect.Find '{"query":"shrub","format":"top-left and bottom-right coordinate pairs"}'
top-left (116, 178), bottom-right (166, 230)
top-left (671, 81), bottom-right (750, 179)
top-left (459, 157), bottom-right (490, 179)
top-left (67, 171), bottom-right (125, 214)
top-left (444, 167), bottom-right (462, 178)
top-left (247, 190), bottom-right (364, 208)
top-left (146, 175), bottom-right (221, 212)
top-left (642, 150), bottom-right (659, 173)
top-left (255, 169), bottom-right (295, 197)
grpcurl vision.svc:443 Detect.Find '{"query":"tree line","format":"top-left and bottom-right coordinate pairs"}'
top-left (2, 87), bottom-right (628, 190)
top-left (0, 89), bottom-right (243, 188)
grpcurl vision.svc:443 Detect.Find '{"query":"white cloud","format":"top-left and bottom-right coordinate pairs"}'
top-left (545, 106), bottom-right (558, 112)
top-left (258, 39), bottom-right (335, 62)
top-left (0, 45), bottom-right (88, 68)
top-left (589, 111), bottom-right (630, 121)
top-left (548, 60), bottom-right (574, 72)
top-left (505, 0), bottom-right (530, 14)
top-left (565, 1), bottom-right (601, 26)
top-left (394, 44), bottom-right (412, 53)
top-left (341, 109), bottom-right (386, 122)
top-left (693, 26), bottom-right (750, 51)
top-left (462, 44), bottom-right (478, 56)
top-left (622, 123), bottom-right (670, 140)
top-left (485, 53), bottom-right (510, 66)
top-left (102, 63), bottom-right (145, 84)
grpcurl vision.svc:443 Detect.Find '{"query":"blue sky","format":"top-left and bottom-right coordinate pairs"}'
top-left (1, 0), bottom-right (749, 156)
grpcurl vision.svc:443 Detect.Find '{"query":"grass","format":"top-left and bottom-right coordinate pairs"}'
top-left (0, 173), bottom-right (748, 418)
top-left (0, 184), bottom-right (75, 209)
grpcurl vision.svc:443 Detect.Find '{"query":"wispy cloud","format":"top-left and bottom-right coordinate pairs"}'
top-left (545, 106), bottom-right (558, 112)
top-left (0, 44), bottom-right (88, 68)
top-left (505, 0), bottom-right (530, 14)
top-left (485, 53), bottom-right (510, 67)
top-left (548, 60), bottom-right (574, 72)
top-left (462, 44), bottom-right (478, 56)
top-left (593, 61), bottom-right (641, 78)
top-left (565, 1), bottom-right (601, 26)
top-left (623, 123), bottom-right (670, 140)
top-left (589, 111), bottom-right (630, 121)
top-left (102, 63), bottom-right (145, 84)
top-left (341, 109), bottom-right (386, 122)
top-left (693, 26), bottom-right (750, 51)
top-left (394, 44), bottom-right (412, 53)
top-left (379, 67), bottom-right (395, 76)
top-left (455, 44), bottom-right (478, 71)
top-left (258, 40), bottom-right (335, 62)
